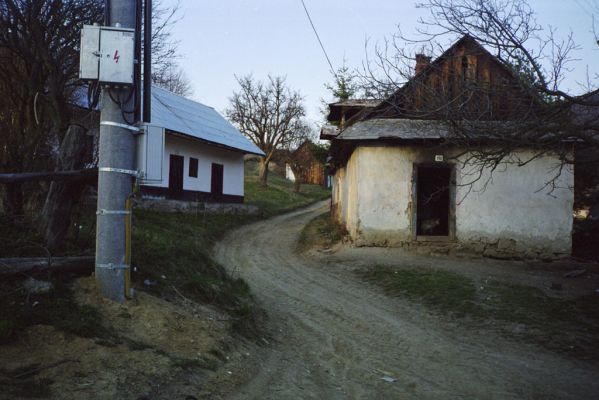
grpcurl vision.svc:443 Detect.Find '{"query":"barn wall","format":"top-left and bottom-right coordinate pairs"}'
top-left (142, 134), bottom-right (245, 197)
top-left (296, 161), bottom-right (325, 185)
top-left (333, 145), bottom-right (573, 258)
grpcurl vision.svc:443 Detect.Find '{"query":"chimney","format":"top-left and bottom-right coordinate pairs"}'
top-left (415, 54), bottom-right (431, 76)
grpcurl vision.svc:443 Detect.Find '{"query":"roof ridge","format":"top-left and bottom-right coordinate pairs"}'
top-left (150, 84), bottom-right (216, 111)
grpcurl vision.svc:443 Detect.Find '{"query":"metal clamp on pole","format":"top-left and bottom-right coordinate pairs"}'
top-left (100, 120), bottom-right (142, 134)
top-left (96, 263), bottom-right (131, 270)
top-left (98, 167), bottom-right (140, 177)
top-left (96, 209), bottom-right (132, 216)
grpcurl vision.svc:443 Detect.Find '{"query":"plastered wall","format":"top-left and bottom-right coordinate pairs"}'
top-left (144, 134), bottom-right (245, 196)
top-left (331, 145), bottom-right (573, 258)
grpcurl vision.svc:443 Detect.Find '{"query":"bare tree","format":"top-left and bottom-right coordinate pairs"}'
top-left (356, 0), bottom-right (598, 190)
top-left (147, 0), bottom-right (192, 96)
top-left (0, 0), bottom-right (103, 216)
top-left (226, 75), bottom-right (310, 186)
top-left (152, 63), bottom-right (192, 97)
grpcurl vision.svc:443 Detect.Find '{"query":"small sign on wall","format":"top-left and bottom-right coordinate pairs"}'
top-left (435, 155), bottom-right (444, 162)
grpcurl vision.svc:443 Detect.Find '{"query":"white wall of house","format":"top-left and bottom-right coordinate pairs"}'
top-left (142, 133), bottom-right (245, 196)
top-left (331, 145), bottom-right (574, 258)
top-left (454, 151), bottom-right (573, 256)
top-left (285, 164), bottom-right (296, 182)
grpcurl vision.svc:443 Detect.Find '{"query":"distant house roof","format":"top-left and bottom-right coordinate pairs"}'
top-left (151, 86), bottom-right (264, 156)
top-left (338, 118), bottom-right (449, 141)
top-left (320, 125), bottom-right (340, 140)
top-left (329, 99), bottom-right (382, 108)
top-left (327, 98), bottom-right (381, 123)
top-left (572, 90), bottom-right (599, 124)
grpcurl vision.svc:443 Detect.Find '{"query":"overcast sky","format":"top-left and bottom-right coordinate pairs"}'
top-left (163, 0), bottom-right (599, 128)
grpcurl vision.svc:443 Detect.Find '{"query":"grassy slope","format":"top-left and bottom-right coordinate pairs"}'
top-left (134, 164), bottom-right (330, 333)
top-left (298, 212), bottom-right (346, 251)
top-left (0, 164), bottom-right (331, 341)
top-left (244, 160), bottom-right (331, 217)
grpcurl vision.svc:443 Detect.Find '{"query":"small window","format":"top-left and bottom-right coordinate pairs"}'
top-left (189, 157), bottom-right (198, 178)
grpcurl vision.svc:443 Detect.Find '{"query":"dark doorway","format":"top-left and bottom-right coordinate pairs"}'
top-left (168, 154), bottom-right (184, 198)
top-left (210, 163), bottom-right (224, 200)
top-left (416, 165), bottom-right (451, 236)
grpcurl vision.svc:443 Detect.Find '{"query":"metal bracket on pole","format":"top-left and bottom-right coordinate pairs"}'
top-left (96, 209), bottom-right (131, 216)
top-left (96, 263), bottom-right (130, 270)
top-left (98, 167), bottom-right (140, 177)
top-left (100, 120), bottom-right (142, 134)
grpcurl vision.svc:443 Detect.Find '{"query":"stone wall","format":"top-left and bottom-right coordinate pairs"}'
top-left (133, 197), bottom-right (259, 215)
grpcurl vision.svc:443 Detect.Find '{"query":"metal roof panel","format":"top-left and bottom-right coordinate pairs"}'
top-left (151, 86), bottom-right (264, 155)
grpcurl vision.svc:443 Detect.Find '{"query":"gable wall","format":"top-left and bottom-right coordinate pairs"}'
top-left (333, 145), bottom-right (573, 258)
top-left (374, 39), bottom-right (537, 120)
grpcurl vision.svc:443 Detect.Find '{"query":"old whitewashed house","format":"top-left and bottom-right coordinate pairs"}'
top-left (137, 86), bottom-right (264, 203)
top-left (323, 36), bottom-right (574, 259)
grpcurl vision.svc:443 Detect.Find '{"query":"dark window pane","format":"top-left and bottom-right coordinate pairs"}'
top-left (189, 157), bottom-right (198, 178)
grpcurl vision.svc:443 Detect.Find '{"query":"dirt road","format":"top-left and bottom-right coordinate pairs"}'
top-left (214, 201), bottom-right (599, 399)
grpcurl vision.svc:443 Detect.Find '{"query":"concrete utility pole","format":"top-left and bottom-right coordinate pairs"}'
top-left (96, 0), bottom-right (137, 302)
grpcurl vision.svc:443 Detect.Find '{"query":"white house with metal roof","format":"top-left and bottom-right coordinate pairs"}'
top-left (136, 86), bottom-right (263, 203)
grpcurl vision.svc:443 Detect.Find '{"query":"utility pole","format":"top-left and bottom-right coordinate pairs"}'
top-left (95, 0), bottom-right (137, 302)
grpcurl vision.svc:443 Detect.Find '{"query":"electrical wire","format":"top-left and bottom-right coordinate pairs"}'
top-left (34, 92), bottom-right (41, 126)
top-left (106, 87), bottom-right (137, 125)
top-left (299, 0), bottom-right (337, 76)
top-left (87, 81), bottom-right (101, 110)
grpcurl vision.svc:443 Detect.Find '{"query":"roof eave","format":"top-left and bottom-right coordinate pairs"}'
top-left (166, 130), bottom-right (265, 156)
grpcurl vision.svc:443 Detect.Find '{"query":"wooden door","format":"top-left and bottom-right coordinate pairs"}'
top-left (168, 154), bottom-right (184, 199)
top-left (210, 163), bottom-right (224, 199)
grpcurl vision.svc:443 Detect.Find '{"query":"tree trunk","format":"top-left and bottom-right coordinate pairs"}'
top-left (0, 256), bottom-right (94, 276)
top-left (258, 158), bottom-right (270, 187)
top-left (293, 178), bottom-right (301, 193)
top-left (41, 125), bottom-right (90, 250)
top-left (290, 165), bottom-right (302, 193)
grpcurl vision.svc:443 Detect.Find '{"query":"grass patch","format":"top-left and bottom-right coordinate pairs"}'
top-left (358, 265), bottom-right (599, 357)
top-left (131, 209), bottom-right (261, 336)
top-left (0, 215), bottom-right (48, 258)
top-left (0, 278), bottom-right (108, 345)
top-left (0, 207), bottom-right (96, 258)
top-left (298, 212), bottom-right (346, 251)
top-left (244, 162), bottom-right (330, 217)
top-left (358, 266), bottom-right (478, 316)
top-left (0, 375), bottom-right (53, 399)
top-left (131, 165), bottom-right (328, 336)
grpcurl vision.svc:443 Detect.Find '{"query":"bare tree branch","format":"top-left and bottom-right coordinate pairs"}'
top-left (226, 75), bottom-right (311, 186)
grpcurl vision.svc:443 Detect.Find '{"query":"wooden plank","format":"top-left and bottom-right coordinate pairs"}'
top-left (0, 169), bottom-right (97, 184)
top-left (0, 256), bottom-right (94, 276)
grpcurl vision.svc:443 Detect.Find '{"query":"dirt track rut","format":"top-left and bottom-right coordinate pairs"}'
top-left (214, 201), bottom-right (599, 399)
